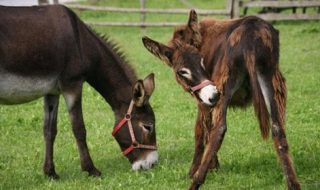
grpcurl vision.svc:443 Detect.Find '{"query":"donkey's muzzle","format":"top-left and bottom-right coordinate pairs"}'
top-left (198, 84), bottom-right (220, 106)
top-left (208, 91), bottom-right (220, 106)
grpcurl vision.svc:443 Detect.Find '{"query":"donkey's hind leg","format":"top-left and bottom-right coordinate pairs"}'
top-left (271, 124), bottom-right (300, 190)
top-left (43, 95), bottom-right (60, 179)
top-left (266, 70), bottom-right (301, 190)
top-left (258, 67), bottom-right (300, 189)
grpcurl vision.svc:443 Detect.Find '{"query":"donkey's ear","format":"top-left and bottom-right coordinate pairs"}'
top-left (142, 36), bottom-right (174, 67)
top-left (143, 73), bottom-right (155, 96)
top-left (132, 79), bottom-right (146, 107)
top-left (187, 9), bottom-right (202, 48)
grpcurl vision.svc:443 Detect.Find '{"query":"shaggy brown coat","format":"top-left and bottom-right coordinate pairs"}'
top-left (142, 10), bottom-right (300, 190)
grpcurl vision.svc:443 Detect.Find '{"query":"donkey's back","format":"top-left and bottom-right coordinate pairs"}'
top-left (0, 5), bottom-right (86, 104)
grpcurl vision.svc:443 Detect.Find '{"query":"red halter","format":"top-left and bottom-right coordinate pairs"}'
top-left (177, 77), bottom-right (214, 103)
top-left (112, 100), bottom-right (157, 156)
top-left (189, 80), bottom-right (214, 93)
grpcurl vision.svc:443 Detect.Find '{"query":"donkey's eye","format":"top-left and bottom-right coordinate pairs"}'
top-left (178, 70), bottom-right (187, 76)
top-left (177, 68), bottom-right (191, 78)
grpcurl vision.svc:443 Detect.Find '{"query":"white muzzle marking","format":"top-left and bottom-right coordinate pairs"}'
top-left (132, 150), bottom-right (158, 171)
top-left (199, 85), bottom-right (219, 106)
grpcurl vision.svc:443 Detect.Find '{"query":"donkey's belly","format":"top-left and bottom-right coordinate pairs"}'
top-left (0, 72), bottom-right (60, 105)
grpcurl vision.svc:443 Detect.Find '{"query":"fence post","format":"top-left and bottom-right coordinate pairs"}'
top-left (232, 0), bottom-right (240, 18)
top-left (140, 0), bottom-right (146, 34)
top-left (38, 0), bottom-right (59, 5)
top-left (38, 0), bottom-right (49, 5)
top-left (226, 0), bottom-right (233, 18)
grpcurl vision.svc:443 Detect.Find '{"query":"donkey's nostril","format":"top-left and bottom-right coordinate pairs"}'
top-left (143, 125), bottom-right (152, 132)
top-left (151, 163), bottom-right (157, 168)
top-left (209, 92), bottom-right (220, 105)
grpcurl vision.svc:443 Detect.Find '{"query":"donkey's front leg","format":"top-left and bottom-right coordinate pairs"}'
top-left (43, 95), bottom-right (60, 179)
top-left (63, 87), bottom-right (101, 177)
top-left (189, 112), bottom-right (205, 178)
top-left (189, 105), bottom-right (218, 177)
top-left (189, 100), bottom-right (228, 190)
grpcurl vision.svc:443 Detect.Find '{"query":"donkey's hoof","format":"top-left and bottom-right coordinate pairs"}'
top-left (289, 181), bottom-right (301, 190)
top-left (188, 183), bottom-right (200, 190)
top-left (208, 158), bottom-right (220, 172)
top-left (47, 173), bottom-right (60, 180)
top-left (44, 168), bottom-right (60, 180)
top-left (188, 172), bottom-right (194, 179)
top-left (88, 168), bottom-right (102, 177)
top-left (188, 167), bottom-right (197, 178)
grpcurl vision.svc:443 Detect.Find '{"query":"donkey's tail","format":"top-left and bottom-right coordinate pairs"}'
top-left (245, 50), bottom-right (270, 140)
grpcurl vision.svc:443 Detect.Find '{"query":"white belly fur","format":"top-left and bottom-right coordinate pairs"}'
top-left (0, 72), bottom-right (60, 105)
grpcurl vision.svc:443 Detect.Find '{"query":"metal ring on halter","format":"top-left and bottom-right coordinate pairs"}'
top-left (132, 141), bottom-right (139, 147)
top-left (125, 113), bottom-right (131, 120)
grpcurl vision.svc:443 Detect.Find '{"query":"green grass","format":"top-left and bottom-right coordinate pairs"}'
top-left (1, 1), bottom-right (320, 189)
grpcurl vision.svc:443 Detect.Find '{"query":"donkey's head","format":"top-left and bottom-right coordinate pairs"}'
top-left (112, 73), bottom-right (157, 171)
top-left (142, 37), bottom-right (219, 106)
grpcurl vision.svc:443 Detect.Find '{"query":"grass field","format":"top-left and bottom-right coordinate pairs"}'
top-left (1, 1), bottom-right (319, 189)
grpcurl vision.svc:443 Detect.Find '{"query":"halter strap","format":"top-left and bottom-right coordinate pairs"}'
top-left (177, 77), bottom-right (214, 103)
top-left (112, 100), bottom-right (157, 156)
top-left (111, 101), bottom-right (133, 136)
top-left (189, 80), bottom-right (214, 92)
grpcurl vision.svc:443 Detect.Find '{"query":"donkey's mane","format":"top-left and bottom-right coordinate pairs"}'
top-left (102, 33), bottom-right (137, 81)
top-left (88, 26), bottom-right (137, 82)
top-left (105, 35), bottom-right (136, 73)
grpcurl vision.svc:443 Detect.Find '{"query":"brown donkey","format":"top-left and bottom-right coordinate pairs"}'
top-left (1, 5), bottom-right (157, 178)
top-left (142, 10), bottom-right (300, 190)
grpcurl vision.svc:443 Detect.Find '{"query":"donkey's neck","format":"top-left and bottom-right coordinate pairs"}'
top-left (85, 35), bottom-right (137, 111)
